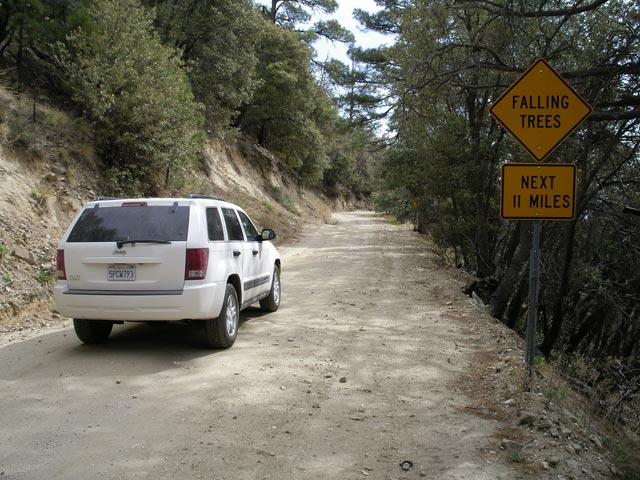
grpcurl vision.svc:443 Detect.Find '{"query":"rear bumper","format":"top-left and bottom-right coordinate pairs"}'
top-left (54, 282), bottom-right (224, 321)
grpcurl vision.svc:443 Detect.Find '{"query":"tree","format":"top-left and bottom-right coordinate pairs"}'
top-left (320, 46), bottom-right (392, 128)
top-left (265, 0), bottom-right (337, 26)
top-left (57, 0), bottom-right (203, 196)
top-left (147, 0), bottom-right (262, 131)
top-left (236, 20), bottom-right (331, 185)
top-left (263, 0), bottom-right (354, 48)
top-left (323, 121), bottom-right (376, 197)
top-left (0, 0), bottom-right (55, 82)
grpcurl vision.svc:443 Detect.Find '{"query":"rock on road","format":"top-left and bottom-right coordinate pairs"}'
top-left (0, 212), bottom-right (516, 479)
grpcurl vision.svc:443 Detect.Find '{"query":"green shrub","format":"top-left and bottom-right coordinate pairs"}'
top-left (57, 0), bottom-right (203, 196)
top-left (612, 435), bottom-right (640, 480)
top-left (270, 186), bottom-right (298, 214)
top-left (30, 188), bottom-right (49, 211)
top-left (36, 270), bottom-right (56, 284)
top-left (507, 451), bottom-right (527, 464)
top-left (99, 164), bottom-right (153, 198)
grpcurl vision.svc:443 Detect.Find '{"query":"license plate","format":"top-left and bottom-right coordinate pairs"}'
top-left (107, 264), bottom-right (136, 281)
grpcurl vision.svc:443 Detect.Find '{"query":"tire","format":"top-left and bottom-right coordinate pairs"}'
top-left (260, 266), bottom-right (281, 312)
top-left (205, 284), bottom-right (239, 348)
top-left (73, 319), bottom-right (113, 344)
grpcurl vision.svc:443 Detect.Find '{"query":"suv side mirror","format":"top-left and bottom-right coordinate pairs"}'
top-left (260, 229), bottom-right (276, 241)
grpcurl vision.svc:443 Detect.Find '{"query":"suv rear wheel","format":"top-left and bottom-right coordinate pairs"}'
top-left (73, 319), bottom-right (113, 344)
top-left (205, 284), bottom-right (239, 348)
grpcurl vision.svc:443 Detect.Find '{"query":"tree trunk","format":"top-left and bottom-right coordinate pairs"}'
top-left (622, 329), bottom-right (640, 358)
top-left (539, 220), bottom-right (577, 356)
top-left (505, 269), bottom-right (529, 329)
top-left (16, 14), bottom-right (24, 82)
top-left (490, 223), bottom-right (529, 320)
top-left (565, 304), bottom-right (606, 355)
top-left (258, 124), bottom-right (267, 147)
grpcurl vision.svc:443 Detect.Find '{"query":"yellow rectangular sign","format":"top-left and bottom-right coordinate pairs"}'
top-left (501, 163), bottom-right (576, 220)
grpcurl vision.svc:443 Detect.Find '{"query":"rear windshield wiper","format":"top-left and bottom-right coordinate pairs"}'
top-left (116, 239), bottom-right (172, 249)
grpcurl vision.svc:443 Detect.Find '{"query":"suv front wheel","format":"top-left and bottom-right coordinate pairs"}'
top-left (205, 284), bottom-right (239, 348)
top-left (73, 319), bottom-right (113, 344)
top-left (260, 266), bottom-right (281, 313)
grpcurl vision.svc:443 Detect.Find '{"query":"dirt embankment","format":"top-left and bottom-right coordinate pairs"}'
top-left (0, 88), bottom-right (99, 330)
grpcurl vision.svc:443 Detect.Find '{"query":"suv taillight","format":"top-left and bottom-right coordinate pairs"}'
top-left (185, 248), bottom-right (209, 280)
top-left (56, 249), bottom-right (66, 280)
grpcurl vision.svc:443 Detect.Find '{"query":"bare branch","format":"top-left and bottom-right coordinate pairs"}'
top-left (455, 0), bottom-right (611, 18)
top-left (589, 110), bottom-right (640, 121)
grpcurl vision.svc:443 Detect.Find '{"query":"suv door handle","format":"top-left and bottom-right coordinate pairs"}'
top-left (233, 251), bottom-right (241, 257)
top-left (252, 250), bottom-right (259, 256)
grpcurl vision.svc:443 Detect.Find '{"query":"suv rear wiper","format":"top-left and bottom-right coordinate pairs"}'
top-left (116, 239), bottom-right (172, 249)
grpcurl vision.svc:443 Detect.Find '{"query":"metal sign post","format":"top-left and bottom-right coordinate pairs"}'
top-left (524, 221), bottom-right (541, 391)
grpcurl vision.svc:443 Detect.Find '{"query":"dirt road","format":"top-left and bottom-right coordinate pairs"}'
top-left (0, 212), bottom-right (518, 479)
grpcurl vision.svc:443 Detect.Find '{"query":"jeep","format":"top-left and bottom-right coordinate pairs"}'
top-left (54, 195), bottom-right (281, 348)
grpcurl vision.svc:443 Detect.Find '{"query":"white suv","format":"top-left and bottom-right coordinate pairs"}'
top-left (54, 195), bottom-right (281, 348)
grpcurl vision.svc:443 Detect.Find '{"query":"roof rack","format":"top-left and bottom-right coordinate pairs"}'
top-left (95, 196), bottom-right (121, 201)
top-left (186, 194), bottom-right (224, 201)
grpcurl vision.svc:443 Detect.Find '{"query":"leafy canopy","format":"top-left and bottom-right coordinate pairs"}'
top-left (148, 0), bottom-right (262, 132)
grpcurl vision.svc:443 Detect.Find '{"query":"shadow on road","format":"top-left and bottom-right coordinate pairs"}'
top-left (0, 307), bottom-right (268, 380)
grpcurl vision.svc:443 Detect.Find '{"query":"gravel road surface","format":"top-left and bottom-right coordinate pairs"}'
top-left (0, 212), bottom-right (517, 479)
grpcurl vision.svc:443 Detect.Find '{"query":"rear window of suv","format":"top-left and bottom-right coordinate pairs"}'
top-left (67, 205), bottom-right (190, 242)
top-left (206, 208), bottom-right (224, 241)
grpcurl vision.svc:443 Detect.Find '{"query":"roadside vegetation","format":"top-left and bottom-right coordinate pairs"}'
top-left (0, 0), bottom-right (375, 199)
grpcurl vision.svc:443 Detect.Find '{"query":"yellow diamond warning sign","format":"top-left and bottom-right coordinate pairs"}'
top-left (490, 59), bottom-right (592, 162)
top-left (501, 163), bottom-right (576, 220)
